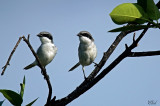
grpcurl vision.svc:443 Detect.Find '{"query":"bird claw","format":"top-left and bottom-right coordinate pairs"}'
top-left (93, 62), bottom-right (99, 67)
top-left (84, 76), bottom-right (87, 80)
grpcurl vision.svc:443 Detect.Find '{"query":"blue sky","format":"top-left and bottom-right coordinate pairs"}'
top-left (0, 0), bottom-right (160, 106)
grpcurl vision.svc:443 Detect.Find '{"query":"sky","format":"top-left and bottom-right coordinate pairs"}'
top-left (0, 0), bottom-right (160, 106)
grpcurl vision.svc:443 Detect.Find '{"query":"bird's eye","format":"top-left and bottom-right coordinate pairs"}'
top-left (43, 34), bottom-right (53, 40)
top-left (82, 33), bottom-right (93, 40)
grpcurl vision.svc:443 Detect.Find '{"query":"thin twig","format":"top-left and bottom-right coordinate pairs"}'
top-left (1, 37), bottom-right (22, 75)
top-left (128, 51), bottom-right (160, 57)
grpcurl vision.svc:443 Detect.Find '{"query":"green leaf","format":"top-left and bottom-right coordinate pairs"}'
top-left (23, 76), bottom-right (25, 84)
top-left (138, 0), bottom-right (160, 20)
top-left (108, 25), bottom-right (150, 32)
top-left (26, 98), bottom-right (39, 106)
top-left (146, 0), bottom-right (160, 20)
top-left (0, 89), bottom-right (23, 106)
top-left (137, 0), bottom-right (147, 12)
top-left (110, 3), bottom-right (149, 25)
top-left (20, 76), bottom-right (25, 98)
top-left (0, 100), bottom-right (5, 106)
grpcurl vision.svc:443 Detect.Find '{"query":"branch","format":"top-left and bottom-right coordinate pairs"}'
top-left (93, 23), bottom-right (150, 83)
top-left (22, 35), bottom-right (52, 106)
top-left (88, 26), bottom-right (136, 80)
top-left (51, 22), bottom-right (151, 106)
top-left (128, 50), bottom-right (160, 57)
top-left (1, 37), bottom-right (22, 75)
top-left (49, 31), bottom-right (130, 105)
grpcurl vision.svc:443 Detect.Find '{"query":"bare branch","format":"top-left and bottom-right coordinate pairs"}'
top-left (22, 35), bottom-right (52, 106)
top-left (87, 23), bottom-right (144, 80)
top-left (133, 32), bottom-right (136, 42)
top-left (88, 30), bottom-right (131, 79)
top-left (130, 23), bottom-right (150, 50)
top-left (128, 51), bottom-right (160, 57)
top-left (50, 22), bottom-right (151, 106)
top-left (49, 30), bottom-right (133, 105)
top-left (94, 22), bottom-right (150, 80)
top-left (1, 37), bottom-right (22, 75)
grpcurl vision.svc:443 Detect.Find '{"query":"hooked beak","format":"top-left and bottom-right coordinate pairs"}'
top-left (77, 34), bottom-right (81, 37)
top-left (37, 34), bottom-right (42, 37)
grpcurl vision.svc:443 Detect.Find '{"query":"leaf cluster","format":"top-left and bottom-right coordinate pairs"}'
top-left (0, 76), bottom-right (38, 106)
top-left (109, 0), bottom-right (160, 32)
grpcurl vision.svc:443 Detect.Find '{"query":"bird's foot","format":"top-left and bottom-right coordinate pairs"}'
top-left (93, 62), bottom-right (100, 68)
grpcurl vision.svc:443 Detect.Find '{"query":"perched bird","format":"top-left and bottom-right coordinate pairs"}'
top-left (69, 31), bottom-right (97, 79)
top-left (24, 31), bottom-right (57, 70)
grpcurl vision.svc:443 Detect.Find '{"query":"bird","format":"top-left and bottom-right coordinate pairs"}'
top-left (24, 31), bottom-right (57, 70)
top-left (69, 31), bottom-right (97, 79)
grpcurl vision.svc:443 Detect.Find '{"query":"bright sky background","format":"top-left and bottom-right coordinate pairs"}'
top-left (0, 0), bottom-right (160, 106)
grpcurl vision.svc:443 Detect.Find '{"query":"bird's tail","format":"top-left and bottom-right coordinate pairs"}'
top-left (69, 62), bottom-right (80, 71)
top-left (24, 63), bottom-right (36, 70)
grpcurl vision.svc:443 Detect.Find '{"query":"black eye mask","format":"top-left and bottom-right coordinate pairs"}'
top-left (42, 34), bottom-right (53, 41)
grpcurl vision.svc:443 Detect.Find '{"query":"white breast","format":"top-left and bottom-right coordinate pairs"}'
top-left (37, 43), bottom-right (57, 66)
top-left (78, 42), bottom-right (97, 66)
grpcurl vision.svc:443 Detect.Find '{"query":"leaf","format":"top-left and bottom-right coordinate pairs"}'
top-left (0, 100), bottom-right (5, 106)
top-left (108, 25), bottom-right (150, 32)
top-left (138, 0), bottom-right (160, 20)
top-left (20, 76), bottom-right (25, 98)
top-left (110, 3), bottom-right (149, 25)
top-left (0, 89), bottom-right (23, 106)
top-left (146, 0), bottom-right (160, 20)
top-left (26, 98), bottom-right (39, 106)
top-left (137, 0), bottom-right (147, 12)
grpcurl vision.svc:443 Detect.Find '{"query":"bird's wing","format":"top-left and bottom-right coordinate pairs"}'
top-left (69, 62), bottom-right (80, 71)
top-left (24, 62), bottom-right (36, 70)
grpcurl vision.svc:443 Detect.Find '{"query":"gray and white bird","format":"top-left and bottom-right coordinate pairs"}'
top-left (69, 31), bottom-right (97, 79)
top-left (24, 31), bottom-right (57, 70)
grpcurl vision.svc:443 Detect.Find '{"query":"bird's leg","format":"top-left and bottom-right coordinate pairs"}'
top-left (82, 66), bottom-right (87, 80)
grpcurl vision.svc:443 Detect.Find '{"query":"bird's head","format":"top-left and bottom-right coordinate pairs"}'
top-left (77, 31), bottom-right (94, 44)
top-left (37, 31), bottom-right (53, 44)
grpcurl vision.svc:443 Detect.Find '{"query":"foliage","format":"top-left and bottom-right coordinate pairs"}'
top-left (20, 76), bottom-right (25, 98)
top-left (0, 76), bottom-right (38, 106)
top-left (138, 0), bottom-right (160, 20)
top-left (110, 3), bottom-right (149, 25)
top-left (109, 0), bottom-right (160, 32)
top-left (0, 89), bottom-right (23, 106)
top-left (26, 98), bottom-right (39, 106)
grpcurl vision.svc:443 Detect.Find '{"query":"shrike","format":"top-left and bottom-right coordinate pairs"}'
top-left (24, 31), bottom-right (57, 70)
top-left (69, 31), bottom-right (97, 79)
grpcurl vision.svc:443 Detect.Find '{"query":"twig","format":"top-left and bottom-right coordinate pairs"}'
top-left (1, 37), bottom-right (22, 75)
top-left (22, 35), bottom-right (52, 106)
top-left (128, 51), bottom-right (160, 57)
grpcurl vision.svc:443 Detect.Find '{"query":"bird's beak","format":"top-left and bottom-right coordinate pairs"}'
top-left (77, 34), bottom-right (81, 37)
top-left (37, 34), bottom-right (42, 37)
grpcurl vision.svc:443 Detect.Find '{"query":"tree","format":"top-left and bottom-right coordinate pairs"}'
top-left (1, 0), bottom-right (160, 106)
